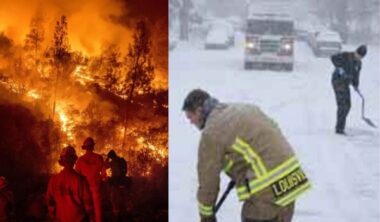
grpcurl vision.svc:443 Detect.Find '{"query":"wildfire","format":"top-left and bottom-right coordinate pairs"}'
top-left (0, 79), bottom-right (24, 94)
top-left (26, 89), bottom-right (41, 99)
top-left (0, 8), bottom-right (168, 179)
top-left (141, 166), bottom-right (152, 177)
top-left (56, 105), bottom-right (74, 142)
top-left (117, 126), bottom-right (125, 139)
top-left (137, 136), bottom-right (168, 163)
top-left (73, 65), bottom-right (94, 85)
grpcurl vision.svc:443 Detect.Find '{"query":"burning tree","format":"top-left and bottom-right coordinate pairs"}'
top-left (24, 10), bottom-right (45, 65)
top-left (121, 20), bottom-right (154, 149)
top-left (50, 15), bottom-right (72, 118)
top-left (98, 44), bottom-right (122, 93)
top-left (123, 20), bottom-right (154, 101)
top-left (0, 33), bottom-right (13, 58)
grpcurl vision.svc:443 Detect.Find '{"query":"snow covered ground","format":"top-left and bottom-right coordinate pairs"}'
top-left (169, 33), bottom-right (380, 222)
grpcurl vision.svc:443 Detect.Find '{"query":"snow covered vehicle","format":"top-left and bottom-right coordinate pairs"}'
top-left (204, 26), bottom-right (231, 50)
top-left (311, 30), bottom-right (342, 57)
top-left (244, 13), bottom-right (295, 71)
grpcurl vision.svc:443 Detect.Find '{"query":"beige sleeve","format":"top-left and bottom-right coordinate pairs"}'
top-left (197, 132), bottom-right (223, 218)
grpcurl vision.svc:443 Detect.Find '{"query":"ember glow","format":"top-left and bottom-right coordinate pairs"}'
top-left (26, 89), bottom-right (41, 99)
top-left (56, 104), bottom-right (75, 143)
top-left (137, 136), bottom-right (168, 163)
top-left (73, 65), bottom-right (94, 85)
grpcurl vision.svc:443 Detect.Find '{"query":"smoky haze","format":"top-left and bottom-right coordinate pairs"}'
top-left (0, 0), bottom-right (129, 55)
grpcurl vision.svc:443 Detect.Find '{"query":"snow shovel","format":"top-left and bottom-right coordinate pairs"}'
top-left (355, 88), bottom-right (377, 128)
top-left (214, 180), bottom-right (235, 213)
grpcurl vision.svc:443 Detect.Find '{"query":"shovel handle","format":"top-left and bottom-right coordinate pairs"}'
top-left (214, 180), bottom-right (235, 213)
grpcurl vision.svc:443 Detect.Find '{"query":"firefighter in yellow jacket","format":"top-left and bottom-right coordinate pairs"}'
top-left (182, 89), bottom-right (311, 222)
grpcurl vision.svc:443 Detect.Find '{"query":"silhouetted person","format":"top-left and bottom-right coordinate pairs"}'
top-left (76, 137), bottom-right (106, 222)
top-left (105, 150), bottom-right (129, 222)
top-left (106, 150), bottom-right (127, 186)
top-left (46, 146), bottom-right (94, 222)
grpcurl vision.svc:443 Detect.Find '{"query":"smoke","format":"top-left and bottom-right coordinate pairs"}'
top-left (0, 0), bottom-right (168, 89)
top-left (0, 0), bottom-right (132, 55)
top-left (111, 0), bottom-right (169, 88)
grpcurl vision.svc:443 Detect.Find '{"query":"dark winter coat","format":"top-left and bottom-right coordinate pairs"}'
top-left (331, 52), bottom-right (362, 88)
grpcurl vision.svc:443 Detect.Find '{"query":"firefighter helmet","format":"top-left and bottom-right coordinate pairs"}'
top-left (58, 145), bottom-right (78, 167)
top-left (82, 137), bottom-right (95, 150)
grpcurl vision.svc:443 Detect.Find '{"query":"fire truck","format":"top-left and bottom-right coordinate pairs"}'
top-left (244, 13), bottom-right (295, 71)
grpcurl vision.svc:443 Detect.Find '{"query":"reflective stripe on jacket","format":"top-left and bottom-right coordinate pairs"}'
top-left (197, 103), bottom-right (311, 219)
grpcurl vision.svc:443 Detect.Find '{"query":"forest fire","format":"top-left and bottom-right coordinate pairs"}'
top-left (26, 89), bottom-right (41, 99)
top-left (56, 104), bottom-right (75, 143)
top-left (73, 65), bottom-right (94, 85)
top-left (0, 13), bottom-right (167, 173)
top-left (137, 137), bottom-right (168, 163)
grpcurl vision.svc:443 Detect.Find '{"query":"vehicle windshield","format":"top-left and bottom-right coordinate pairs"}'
top-left (247, 19), bottom-right (294, 35)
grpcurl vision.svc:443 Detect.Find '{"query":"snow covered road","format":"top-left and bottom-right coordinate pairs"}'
top-left (169, 35), bottom-right (380, 221)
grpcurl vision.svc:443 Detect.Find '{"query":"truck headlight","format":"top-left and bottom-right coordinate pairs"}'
top-left (278, 38), bottom-right (294, 56)
top-left (246, 42), bottom-right (255, 49)
top-left (282, 42), bottom-right (292, 51)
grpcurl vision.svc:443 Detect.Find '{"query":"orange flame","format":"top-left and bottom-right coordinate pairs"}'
top-left (56, 104), bottom-right (74, 142)
top-left (26, 89), bottom-right (41, 99)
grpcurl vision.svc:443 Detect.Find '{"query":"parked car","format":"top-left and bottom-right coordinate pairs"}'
top-left (209, 20), bottom-right (235, 46)
top-left (310, 30), bottom-right (342, 57)
top-left (204, 27), bottom-right (230, 49)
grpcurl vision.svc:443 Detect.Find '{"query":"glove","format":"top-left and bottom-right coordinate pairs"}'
top-left (201, 215), bottom-right (217, 222)
top-left (337, 67), bottom-right (345, 75)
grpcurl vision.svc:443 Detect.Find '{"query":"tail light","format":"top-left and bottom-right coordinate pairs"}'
top-left (278, 37), bottom-right (293, 56)
top-left (245, 36), bottom-right (260, 54)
